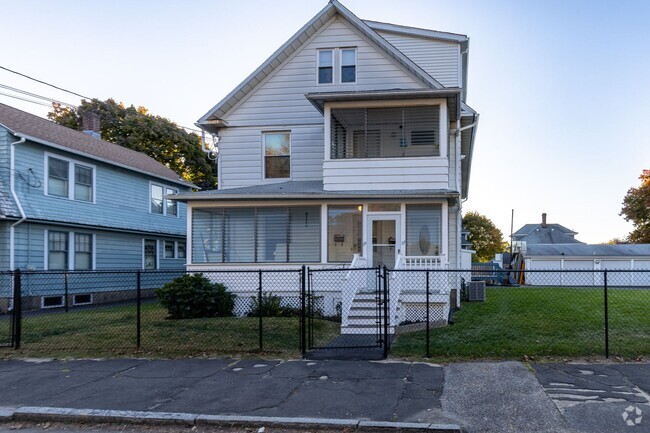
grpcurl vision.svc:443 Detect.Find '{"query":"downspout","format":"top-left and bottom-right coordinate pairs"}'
top-left (9, 136), bottom-right (26, 271)
top-left (456, 113), bottom-right (480, 203)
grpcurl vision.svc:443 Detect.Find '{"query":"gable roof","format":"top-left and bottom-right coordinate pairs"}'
top-left (513, 223), bottom-right (583, 245)
top-left (0, 103), bottom-right (194, 188)
top-left (197, 0), bottom-right (454, 129)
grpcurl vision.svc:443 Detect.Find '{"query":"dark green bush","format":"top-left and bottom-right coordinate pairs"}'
top-left (248, 292), bottom-right (299, 317)
top-left (156, 273), bottom-right (235, 319)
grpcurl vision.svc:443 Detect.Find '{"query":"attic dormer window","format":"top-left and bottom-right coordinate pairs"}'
top-left (318, 50), bottom-right (333, 84)
top-left (341, 48), bottom-right (356, 83)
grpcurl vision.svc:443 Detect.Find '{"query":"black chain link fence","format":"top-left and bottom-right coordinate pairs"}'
top-left (0, 267), bottom-right (648, 360)
top-left (390, 268), bottom-right (650, 360)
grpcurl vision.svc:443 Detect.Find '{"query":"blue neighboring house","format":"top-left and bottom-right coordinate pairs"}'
top-left (0, 103), bottom-right (194, 309)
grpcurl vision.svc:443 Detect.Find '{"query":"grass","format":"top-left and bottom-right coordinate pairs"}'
top-left (391, 286), bottom-right (650, 361)
top-left (0, 302), bottom-right (339, 359)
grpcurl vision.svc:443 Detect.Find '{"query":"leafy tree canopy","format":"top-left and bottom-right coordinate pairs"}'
top-left (463, 211), bottom-right (508, 262)
top-left (620, 169), bottom-right (650, 243)
top-left (48, 99), bottom-right (217, 190)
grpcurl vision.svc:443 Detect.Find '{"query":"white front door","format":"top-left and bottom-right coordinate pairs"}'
top-left (367, 215), bottom-right (401, 269)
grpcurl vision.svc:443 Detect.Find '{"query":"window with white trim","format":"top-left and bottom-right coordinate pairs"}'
top-left (151, 184), bottom-right (178, 215)
top-left (263, 132), bottom-right (290, 179)
top-left (177, 241), bottom-right (186, 259)
top-left (318, 49), bottom-right (333, 84)
top-left (164, 240), bottom-right (175, 258)
top-left (144, 239), bottom-right (157, 269)
top-left (74, 233), bottom-right (93, 270)
top-left (47, 155), bottom-right (94, 202)
top-left (48, 231), bottom-right (69, 270)
top-left (341, 48), bottom-right (356, 83)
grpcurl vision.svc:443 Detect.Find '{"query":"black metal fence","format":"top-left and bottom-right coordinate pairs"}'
top-left (389, 268), bottom-right (650, 359)
top-left (0, 267), bottom-right (648, 360)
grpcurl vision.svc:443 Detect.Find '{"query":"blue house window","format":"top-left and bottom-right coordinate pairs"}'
top-left (46, 155), bottom-right (94, 202)
top-left (151, 184), bottom-right (178, 216)
top-left (48, 231), bottom-right (69, 270)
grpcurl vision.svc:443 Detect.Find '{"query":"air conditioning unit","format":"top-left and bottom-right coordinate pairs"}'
top-left (468, 281), bottom-right (486, 302)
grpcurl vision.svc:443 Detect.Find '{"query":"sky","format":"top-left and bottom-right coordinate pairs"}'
top-left (1, 0), bottom-right (649, 244)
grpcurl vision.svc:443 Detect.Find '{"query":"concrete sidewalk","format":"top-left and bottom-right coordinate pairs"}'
top-left (0, 358), bottom-right (647, 433)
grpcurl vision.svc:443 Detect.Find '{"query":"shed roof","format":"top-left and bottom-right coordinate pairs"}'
top-left (174, 180), bottom-right (459, 202)
top-left (0, 103), bottom-right (194, 188)
top-left (527, 244), bottom-right (650, 257)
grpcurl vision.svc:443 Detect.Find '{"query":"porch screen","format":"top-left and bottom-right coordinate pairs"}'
top-left (327, 205), bottom-right (362, 262)
top-left (405, 204), bottom-right (442, 256)
top-left (192, 206), bottom-right (320, 263)
top-left (330, 105), bottom-right (440, 159)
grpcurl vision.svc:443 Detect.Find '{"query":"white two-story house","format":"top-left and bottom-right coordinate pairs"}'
top-left (177, 1), bottom-right (479, 331)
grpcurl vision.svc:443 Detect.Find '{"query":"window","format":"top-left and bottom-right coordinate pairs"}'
top-left (73, 294), bottom-right (93, 306)
top-left (151, 184), bottom-right (178, 215)
top-left (74, 233), bottom-right (93, 270)
top-left (405, 204), bottom-right (442, 256)
top-left (48, 158), bottom-right (69, 198)
top-left (46, 155), bottom-right (94, 202)
top-left (42, 296), bottom-right (64, 309)
top-left (164, 240), bottom-right (175, 258)
top-left (264, 132), bottom-right (290, 179)
top-left (327, 205), bottom-right (362, 262)
top-left (144, 239), bottom-right (157, 269)
top-left (48, 231), bottom-right (69, 270)
top-left (341, 48), bottom-right (356, 83)
top-left (191, 206), bottom-right (320, 264)
top-left (177, 241), bottom-right (186, 259)
top-left (318, 49), bottom-right (333, 84)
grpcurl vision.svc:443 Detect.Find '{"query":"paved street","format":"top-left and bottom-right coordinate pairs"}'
top-left (0, 358), bottom-right (647, 433)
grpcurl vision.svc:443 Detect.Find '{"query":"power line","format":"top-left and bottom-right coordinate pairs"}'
top-left (0, 83), bottom-right (77, 108)
top-left (0, 65), bottom-right (91, 100)
top-left (0, 91), bottom-right (53, 108)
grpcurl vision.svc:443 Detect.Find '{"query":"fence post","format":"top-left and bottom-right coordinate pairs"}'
top-left (426, 271), bottom-right (430, 358)
top-left (300, 266), bottom-right (306, 356)
top-left (136, 270), bottom-right (142, 349)
top-left (258, 270), bottom-right (263, 351)
top-left (604, 269), bottom-right (609, 358)
top-left (64, 272), bottom-right (69, 312)
top-left (382, 266), bottom-right (389, 359)
top-left (12, 269), bottom-right (22, 350)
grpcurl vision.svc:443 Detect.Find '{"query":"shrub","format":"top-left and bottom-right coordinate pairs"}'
top-left (248, 292), bottom-right (299, 317)
top-left (156, 273), bottom-right (235, 319)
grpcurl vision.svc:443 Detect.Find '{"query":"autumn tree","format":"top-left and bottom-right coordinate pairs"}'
top-left (462, 211), bottom-right (508, 262)
top-left (48, 99), bottom-right (217, 190)
top-left (620, 169), bottom-right (650, 243)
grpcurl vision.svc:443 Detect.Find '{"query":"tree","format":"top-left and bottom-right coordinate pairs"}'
top-left (48, 99), bottom-right (217, 190)
top-left (620, 169), bottom-right (650, 243)
top-left (462, 211), bottom-right (508, 262)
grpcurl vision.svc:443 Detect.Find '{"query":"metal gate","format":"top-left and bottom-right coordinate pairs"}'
top-left (0, 271), bottom-right (18, 348)
top-left (302, 267), bottom-right (389, 358)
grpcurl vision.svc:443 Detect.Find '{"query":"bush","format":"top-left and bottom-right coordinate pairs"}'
top-left (156, 273), bottom-right (235, 319)
top-left (248, 292), bottom-right (299, 317)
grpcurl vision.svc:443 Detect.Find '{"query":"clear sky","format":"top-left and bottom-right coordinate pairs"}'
top-left (1, 0), bottom-right (649, 244)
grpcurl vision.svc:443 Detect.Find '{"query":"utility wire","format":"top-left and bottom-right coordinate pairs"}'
top-left (0, 91), bottom-right (53, 108)
top-left (0, 83), bottom-right (77, 108)
top-left (0, 65), bottom-right (91, 100)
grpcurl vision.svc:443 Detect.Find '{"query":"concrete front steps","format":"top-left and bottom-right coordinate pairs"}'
top-left (341, 291), bottom-right (394, 335)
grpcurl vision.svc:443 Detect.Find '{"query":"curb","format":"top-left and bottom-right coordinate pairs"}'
top-left (0, 406), bottom-right (462, 432)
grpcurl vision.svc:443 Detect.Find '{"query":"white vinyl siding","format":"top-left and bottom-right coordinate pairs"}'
top-left (222, 17), bottom-right (426, 128)
top-left (377, 31), bottom-right (460, 87)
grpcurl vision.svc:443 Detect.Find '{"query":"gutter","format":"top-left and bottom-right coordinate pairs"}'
top-left (9, 136), bottom-right (26, 270)
top-left (456, 113), bottom-right (480, 202)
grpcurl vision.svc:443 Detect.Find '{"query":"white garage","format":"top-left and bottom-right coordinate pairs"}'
top-left (524, 244), bottom-right (650, 286)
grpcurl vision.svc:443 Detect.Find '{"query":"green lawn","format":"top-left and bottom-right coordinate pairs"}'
top-left (1, 302), bottom-right (339, 359)
top-left (391, 287), bottom-right (650, 361)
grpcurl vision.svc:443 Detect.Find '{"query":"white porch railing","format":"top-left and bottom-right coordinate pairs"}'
top-left (341, 253), bottom-right (369, 328)
top-left (390, 254), bottom-right (449, 327)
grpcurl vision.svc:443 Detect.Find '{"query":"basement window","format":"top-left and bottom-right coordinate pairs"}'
top-left (41, 295), bottom-right (64, 309)
top-left (73, 294), bottom-right (93, 306)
